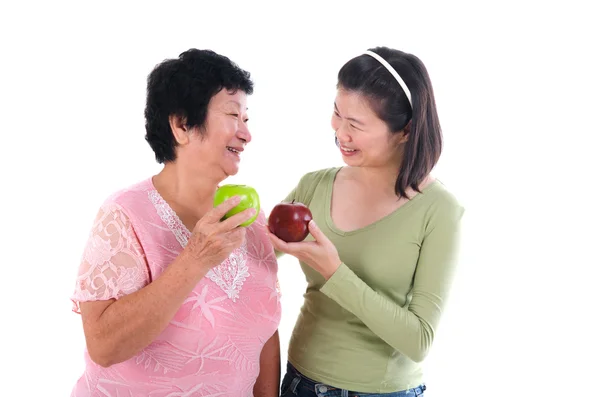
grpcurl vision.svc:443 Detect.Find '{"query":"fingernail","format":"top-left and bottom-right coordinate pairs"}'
top-left (249, 208), bottom-right (256, 216)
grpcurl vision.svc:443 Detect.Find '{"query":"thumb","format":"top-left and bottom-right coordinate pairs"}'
top-left (308, 220), bottom-right (326, 242)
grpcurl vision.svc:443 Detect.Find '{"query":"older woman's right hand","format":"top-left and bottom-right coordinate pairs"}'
top-left (184, 196), bottom-right (255, 270)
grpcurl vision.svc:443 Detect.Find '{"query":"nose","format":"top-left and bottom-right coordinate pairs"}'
top-left (237, 121), bottom-right (252, 145)
top-left (334, 122), bottom-right (352, 146)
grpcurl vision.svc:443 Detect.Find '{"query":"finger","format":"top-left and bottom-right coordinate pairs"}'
top-left (205, 196), bottom-right (242, 223)
top-left (265, 227), bottom-right (312, 256)
top-left (265, 227), bottom-right (290, 252)
top-left (217, 207), bottom-right (257, 232)
top-left (226, 227), bottom-right (246, 247)
top-left (229, 225), bottom-right (247, 240)
top-left (307, 220), bottom-right (327, 243)
top-left (281, 241), bottom-right (313, 255)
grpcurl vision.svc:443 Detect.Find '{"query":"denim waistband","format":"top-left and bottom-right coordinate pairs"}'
top-left (284, 361), bottom-right (426, 396)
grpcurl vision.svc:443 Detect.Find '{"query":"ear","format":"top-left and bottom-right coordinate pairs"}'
top-left (396, 120), bottom-right (411, 144)
top-left (169, 114), bottom-right (190, 145)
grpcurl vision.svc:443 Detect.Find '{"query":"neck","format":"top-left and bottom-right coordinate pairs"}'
top-left (152, 161), bottom-right (222, 219)
top-left (351, 164), bottom-right (400, 196)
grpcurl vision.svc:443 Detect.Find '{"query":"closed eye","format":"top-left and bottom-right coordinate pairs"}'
top-left (334, 111), bottom-right (360, 130)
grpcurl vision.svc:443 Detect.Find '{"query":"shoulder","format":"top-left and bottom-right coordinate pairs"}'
top-left (421, 180), bottom-right (465, 229)
top-left (428, 180), bottom-right (463, 209)
top-left (284, 167), bottom-right (340, 206)
top-left (103, 177), bottom-right (154, 207)
top-left (296, 167), bottom-right (340, 191)
top-left (97, 177), bottom-right (155, 219)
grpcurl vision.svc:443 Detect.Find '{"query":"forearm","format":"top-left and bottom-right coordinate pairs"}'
top-left (320, 207), bottom-right (462, 362)
top-left (253, 330), bottom-right (281, 397)
top-left (321, 264), bottom-right (430, 361)
top-left (85, 253), bottom-right (208, 366)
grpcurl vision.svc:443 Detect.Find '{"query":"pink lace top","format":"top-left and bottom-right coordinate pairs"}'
top-left (70, 178), bottom-right (281, 397)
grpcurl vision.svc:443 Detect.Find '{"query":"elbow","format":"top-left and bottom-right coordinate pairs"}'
top-left (95, 358), bottom-right (115, 368)
top-left (86, 339), bottom-right (119, 368)
top-left (388, 340), bottom-right (430, 363)
top-left (397, 341), bottom-right (430, 363)
top-left (400, 323), bottom-right (435, 363)
top-left (89, 350), bottom-right (116, 368)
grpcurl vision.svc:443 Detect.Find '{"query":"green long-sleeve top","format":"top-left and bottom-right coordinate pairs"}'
top-left (280, 167), bottom-right (464, 393)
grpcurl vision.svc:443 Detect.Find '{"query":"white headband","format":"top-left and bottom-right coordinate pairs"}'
top-left (363, 50), bottom-right (412, 107)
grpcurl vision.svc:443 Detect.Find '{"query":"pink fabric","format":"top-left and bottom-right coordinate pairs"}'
top-left (70, 178), bottom-right (281, 396)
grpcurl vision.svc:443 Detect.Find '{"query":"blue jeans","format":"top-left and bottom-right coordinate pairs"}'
top-left (280, 362), bottom-right (426, 397)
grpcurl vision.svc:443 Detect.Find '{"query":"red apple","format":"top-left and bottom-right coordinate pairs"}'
top-left (268, 200), bottom-right (313, 242)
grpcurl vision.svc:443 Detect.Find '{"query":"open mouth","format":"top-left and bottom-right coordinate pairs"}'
top-left (339, 145), bottom-right (359, 157)
top-left (226, 146), bottom-right (242, 154)
top-left (340, 146), bottom-right (357, 152)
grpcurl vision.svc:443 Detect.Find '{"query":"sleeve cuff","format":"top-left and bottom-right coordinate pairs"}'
top-left (320, 262), bottom-right (354, 297)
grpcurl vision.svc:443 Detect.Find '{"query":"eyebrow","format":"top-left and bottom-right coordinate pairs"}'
top-left (334, 102), bottom-right (364, 125)
top-left (225, 100), bottom-right (248, 110)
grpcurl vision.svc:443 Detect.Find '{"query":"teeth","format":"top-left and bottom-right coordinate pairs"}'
top-left (227, 147), bottom-right (239, 153)
top-left (341, 147), bottom-right (356, 152)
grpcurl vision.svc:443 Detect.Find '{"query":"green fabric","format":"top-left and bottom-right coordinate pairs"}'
top-left (281, 167), bottom-right (464, 393)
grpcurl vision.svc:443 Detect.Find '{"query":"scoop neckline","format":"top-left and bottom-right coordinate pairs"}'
top-left (147, 176), bottom-right (193, 235)
top-left (324, 167), bottom-right (439, 236)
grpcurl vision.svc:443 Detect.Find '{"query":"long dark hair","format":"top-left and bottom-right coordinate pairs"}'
top-left (337, 46), bottom-right (442, 199)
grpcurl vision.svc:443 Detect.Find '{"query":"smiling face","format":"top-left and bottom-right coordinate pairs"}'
top-left (171, 88), bottom-right (251, 181)
top-left (331, 88), bottom-right (407, 169)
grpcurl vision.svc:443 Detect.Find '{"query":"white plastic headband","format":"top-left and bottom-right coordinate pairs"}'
top-left (363, 50), bottom-right (412, 107)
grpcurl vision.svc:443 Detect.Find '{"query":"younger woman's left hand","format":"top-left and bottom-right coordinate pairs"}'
top-left (266, 220), bottom-right (341, 280)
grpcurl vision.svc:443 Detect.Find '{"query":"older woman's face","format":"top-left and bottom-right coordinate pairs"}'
top-left (183, 89), bottom-right (251, 179)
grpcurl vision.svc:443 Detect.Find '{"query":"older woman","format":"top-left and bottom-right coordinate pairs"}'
top-left (70, 49), bottom-right (281, 397)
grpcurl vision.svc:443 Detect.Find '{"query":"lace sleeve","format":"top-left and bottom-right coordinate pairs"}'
top-left (71, 202), bottom-right (150, 313)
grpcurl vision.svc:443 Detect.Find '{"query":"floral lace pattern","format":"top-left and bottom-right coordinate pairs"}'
top-left (148, 189), bottom-right (190, 248)
top-left (205, 243), bottom-right (250, 302)
top-left (148, 189), bottom-right (250, 301)
top-left (71, 202), bottom-right (149, 312)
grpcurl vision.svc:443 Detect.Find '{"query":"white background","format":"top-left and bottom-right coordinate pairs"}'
top-left (1, 1), bottom-right (599, 396)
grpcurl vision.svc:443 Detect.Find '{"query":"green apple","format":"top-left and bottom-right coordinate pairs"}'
top-left (213, 184), bottom-right (260, 227)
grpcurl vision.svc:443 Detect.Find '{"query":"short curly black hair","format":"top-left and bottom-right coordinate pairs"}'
top-left (144, 49), bottom-right (254, 163)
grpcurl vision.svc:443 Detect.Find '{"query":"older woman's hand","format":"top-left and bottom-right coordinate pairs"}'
top-left (267, 220), bottom-right (341, 280)
top-left (184, 196), bottom-right (255, 271)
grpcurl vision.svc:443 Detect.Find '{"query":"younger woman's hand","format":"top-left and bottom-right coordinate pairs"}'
top-left (267, 220), bottom-right (341, 280)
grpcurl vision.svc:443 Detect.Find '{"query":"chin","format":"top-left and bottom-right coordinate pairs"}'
top-left (341, 156), bottom-right (361, 167)
top-left (223, 165), bottom-right (240, 177)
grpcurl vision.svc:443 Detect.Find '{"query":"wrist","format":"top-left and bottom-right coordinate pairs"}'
top-left (176, 249), bottom-right (212, 280)
top-left (321, 260), bottom-right (342, 280)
